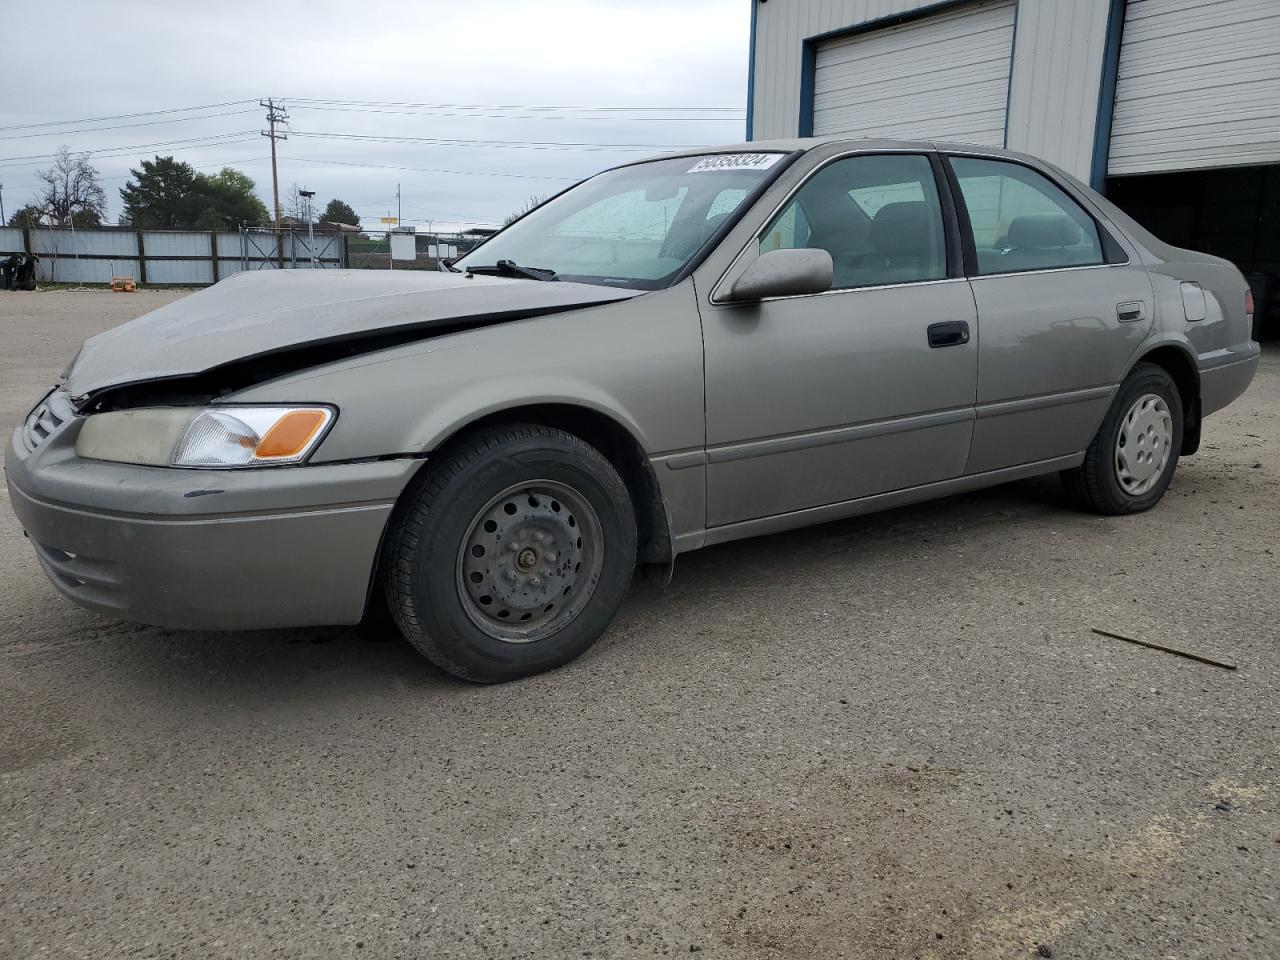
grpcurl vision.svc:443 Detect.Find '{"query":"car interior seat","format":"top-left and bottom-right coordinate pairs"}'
top-left (979, 213), bottom-right (1087, 272)
top-left (840, 201), bottom-right (939, 286)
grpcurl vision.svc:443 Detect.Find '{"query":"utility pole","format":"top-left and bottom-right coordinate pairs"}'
top-left (260, 99), bottom-right (289, 229)
top-left (396, 183), bottom-right (401, 227)
top-left (0, 182), bottom-right (5, 226)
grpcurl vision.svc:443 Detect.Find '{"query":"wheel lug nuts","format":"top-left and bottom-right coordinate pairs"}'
top-left (544, 552), bottom-right (557, 563)
top-left (532, 531), bottom-right (547, 543)
top-left (507, 542), bottom-right (520, 552)
top-left (505, 570), bottom-right (518, 582)
top-left (529, 575), bottom-right (542, 586)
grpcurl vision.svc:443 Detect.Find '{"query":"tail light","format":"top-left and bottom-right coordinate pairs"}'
top-left (1245, 288), bottom-right (1255, 326)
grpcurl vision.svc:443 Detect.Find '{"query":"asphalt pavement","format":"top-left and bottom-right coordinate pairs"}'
top-left (2, 289), bottom-right (1277, 959)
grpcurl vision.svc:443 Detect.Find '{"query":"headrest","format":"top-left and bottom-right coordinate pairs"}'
top-left (1006, 214), bottom-right (1082, 249)
top-left (870, 202), bottom-right (933, 257)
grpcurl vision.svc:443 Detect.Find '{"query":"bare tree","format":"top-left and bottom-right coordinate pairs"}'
top-left (284, 182), bottom-right (308, 222)
top-left (503, 195), bottom-right (547, 227)
top-left (34, 146), bottom-right (107, 227)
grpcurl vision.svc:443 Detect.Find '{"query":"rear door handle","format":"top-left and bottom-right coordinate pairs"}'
top-left (1117, 301), bottom-right (1146, 323)
top-left (927, 320), bottom-right (970, 348)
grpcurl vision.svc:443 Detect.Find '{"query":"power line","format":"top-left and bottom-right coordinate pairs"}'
top-left (0, 108), bottom-right (261, 141)
top-left (0, 131), bottom-right (261, 166)
top-left (286, 97), bottom-right (744, 113)
top-left (0, 99), bottom-right (258, 133)
top-left (290, 130), bottom-right (703, 152)
top-left (280, 155), bottom-right (582, 181)
top-left (1, 156), bottom-right (272, 192)
top-left (0, 97), bottom-right (743, 137)
top-left (288, 104), bottom-right (744, 123)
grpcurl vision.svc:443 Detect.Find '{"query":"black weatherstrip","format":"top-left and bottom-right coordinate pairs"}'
top-left (942, 151), bottom-right (1132, 275)
top-left (929, 152), bottom-right (966, 280)
top-left (939, 155), bottom-right (979, 277)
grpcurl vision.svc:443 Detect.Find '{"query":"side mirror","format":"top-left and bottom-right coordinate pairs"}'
top-left (724, 248), bottom-right (833, 302)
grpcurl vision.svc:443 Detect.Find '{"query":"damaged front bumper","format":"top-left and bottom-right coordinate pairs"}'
top-left (6, 398), bottom-right (419, 631)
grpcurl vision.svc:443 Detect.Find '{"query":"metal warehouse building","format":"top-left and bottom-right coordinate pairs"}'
top-left (746, 0), bottom-right (1280, 336)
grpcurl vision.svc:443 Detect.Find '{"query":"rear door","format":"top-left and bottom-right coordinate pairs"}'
top-left (945, 154), bottom-right (1155, 474)
top-left (699, 151), bottom-right (979, 527)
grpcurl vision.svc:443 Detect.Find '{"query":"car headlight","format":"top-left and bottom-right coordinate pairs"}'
top-left (76, 405), bottom-right (335, 468)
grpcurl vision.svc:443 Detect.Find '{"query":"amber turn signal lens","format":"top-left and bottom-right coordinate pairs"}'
top-left (255, 409), bottom-right (329, 459)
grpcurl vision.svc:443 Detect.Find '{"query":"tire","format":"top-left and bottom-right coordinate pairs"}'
top-left (383, 424), bottom-right (637, 682)
top-left (1061, 362), bottom-right (1184, 515)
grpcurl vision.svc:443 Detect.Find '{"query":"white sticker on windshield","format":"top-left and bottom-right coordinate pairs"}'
top-left (687, 153), bottom-right (783, 174)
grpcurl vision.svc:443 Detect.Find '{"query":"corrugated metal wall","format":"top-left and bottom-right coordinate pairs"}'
top-left (1004, 0), bottom-right (1113, 178)
top-left (0, 227), bottom-right (27, 254)
top-left (749, 0), bottom-right (1113, 181)
top-left (0, 226), bottom-right (346, 285)
top-left (1109, 0), bottom-right (1280, 175)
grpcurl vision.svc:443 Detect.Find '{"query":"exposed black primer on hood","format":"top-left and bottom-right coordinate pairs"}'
top-left (83, 302), bottom-right (603, 413)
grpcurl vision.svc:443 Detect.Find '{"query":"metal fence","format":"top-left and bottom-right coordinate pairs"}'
top-left (345, 231), bottom-right (486, 271)
top-left (0, 224), bottom-right (346, 285)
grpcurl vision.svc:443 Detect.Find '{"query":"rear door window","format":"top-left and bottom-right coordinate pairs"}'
top-left (949, 156), bottom-right (1105, 275)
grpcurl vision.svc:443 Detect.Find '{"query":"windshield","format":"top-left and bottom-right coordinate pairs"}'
top-left (454, 152), bottom-right (788, 289)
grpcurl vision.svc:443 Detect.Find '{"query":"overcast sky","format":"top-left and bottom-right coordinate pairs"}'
top-left (0, 0), bottom-right (749, 232)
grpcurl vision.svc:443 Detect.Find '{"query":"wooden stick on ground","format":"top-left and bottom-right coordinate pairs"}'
top-left (1090, 628), bottom-right (1238, 671)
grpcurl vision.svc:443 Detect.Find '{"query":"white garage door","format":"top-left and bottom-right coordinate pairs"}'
top-left (811, 0), bottom-right (1016, 147)
top-left (1109, 0), bottom-right (1280, 175)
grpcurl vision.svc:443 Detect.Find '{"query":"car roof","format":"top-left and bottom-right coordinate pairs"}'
top-left (650, 136), bottom-right (1029, 162)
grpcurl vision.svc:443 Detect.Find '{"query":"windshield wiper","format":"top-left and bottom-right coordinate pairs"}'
top-left (465, 259), bottom-right (558, 281)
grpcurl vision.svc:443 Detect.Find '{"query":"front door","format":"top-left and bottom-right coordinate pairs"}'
top-left (700, 152), bottom-right (979, 527)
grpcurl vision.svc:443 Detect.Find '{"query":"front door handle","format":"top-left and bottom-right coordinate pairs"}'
top-left (1117, 301), bottom-right (1146, 323)
top-left (927, 320), bottom-right (970, 348)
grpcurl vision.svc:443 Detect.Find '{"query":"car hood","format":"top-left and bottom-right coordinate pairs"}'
top-left (63, 269), bottom-right (638, 398)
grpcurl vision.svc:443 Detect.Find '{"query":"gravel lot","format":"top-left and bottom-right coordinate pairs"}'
top-left (2, 288), bottom-right (1278, 960)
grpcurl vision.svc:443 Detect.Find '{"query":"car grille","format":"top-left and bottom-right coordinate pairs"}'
top-left (21, 389), bottom-right (75, 453)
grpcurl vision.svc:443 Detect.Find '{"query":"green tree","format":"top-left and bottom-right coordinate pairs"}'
top-left (7, 204), bottom-right (46, 228)
top-left (190, 168), bottom-right (270, 229)
top-left (119, 156), bottom-right (201, 228)
top-left (120, 157), bottom-right (270, 229)
top-left (70, 209), bottom-right (102, 227)
top-left (321, 198), bottom-right (359, 226)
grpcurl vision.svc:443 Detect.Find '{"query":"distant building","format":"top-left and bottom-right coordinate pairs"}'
top-left (747, 0), bottom-right (1280, 332)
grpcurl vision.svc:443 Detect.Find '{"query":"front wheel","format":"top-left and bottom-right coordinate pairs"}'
top-left (1061, 362), bottom-right (1184, 515)
top-left (383, 424), bottom-right (637, 682)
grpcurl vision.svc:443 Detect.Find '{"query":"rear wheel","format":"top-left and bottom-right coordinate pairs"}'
top-left (1061, 362), bottom-right (1183, 515)
top-left (383, 424), bottom-right (636, 682)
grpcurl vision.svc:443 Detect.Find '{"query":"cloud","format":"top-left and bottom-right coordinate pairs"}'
top-left (1, 0), bottom-right (749, 230)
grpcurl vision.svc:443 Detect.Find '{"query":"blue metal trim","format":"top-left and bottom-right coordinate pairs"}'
top-left (1090, 0), bottom-right (1128, 192)
top-left (1002, 0), bottom-right (1021, 147)
top-left (798, 40), bottom-right (817, 137)
top-left (802, 0), bottom-right (982, 46)
top-left (746, 0), bottom-right (759, 141)
top-left (797, 0), bottom-right (1014, 142)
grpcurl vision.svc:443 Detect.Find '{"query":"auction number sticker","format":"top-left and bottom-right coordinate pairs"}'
top-left (687, 153), bottom-right (783, 174)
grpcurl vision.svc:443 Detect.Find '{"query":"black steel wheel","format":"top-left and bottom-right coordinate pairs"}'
top-left (383, 424), bottom-right (636, 682)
